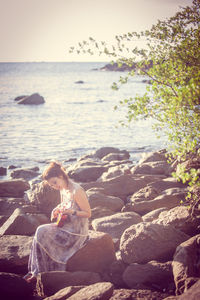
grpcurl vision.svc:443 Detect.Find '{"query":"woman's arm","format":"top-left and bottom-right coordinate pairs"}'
top-left (73, 187), bottom-right (91, 218)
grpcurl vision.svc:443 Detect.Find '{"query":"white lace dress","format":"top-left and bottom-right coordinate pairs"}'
top-left (28, 182), bottom-right (89, 276)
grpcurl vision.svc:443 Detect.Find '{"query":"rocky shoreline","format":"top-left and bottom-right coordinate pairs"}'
top-left (0, 146), bottom-right (200, 300)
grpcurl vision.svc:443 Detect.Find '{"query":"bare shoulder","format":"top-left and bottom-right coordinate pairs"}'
top-left (73, 182), bottom-right (87, 197)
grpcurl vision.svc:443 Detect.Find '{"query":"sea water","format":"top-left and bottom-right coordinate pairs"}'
top-left (0, 62), bottom-right (167, 173)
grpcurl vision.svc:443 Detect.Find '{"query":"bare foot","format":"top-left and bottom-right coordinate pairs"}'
top-left (23, 273), bottom-right (37, 283)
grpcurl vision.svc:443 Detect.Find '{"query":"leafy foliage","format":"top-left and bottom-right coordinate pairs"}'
top-left (69, 0), bottom-right (200, 205)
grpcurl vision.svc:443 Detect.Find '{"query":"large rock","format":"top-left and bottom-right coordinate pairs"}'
top-left (67, 282), bottom-right (114, 300)
top-left (90, 207), bottom-right (115, 220)
top-left (17, 93), bottom-right (45, 105)
top-left (98, 164), bottom-right (131, 181)
top-left (147, 177), bottom-right (187, 193)
top-left (93, 147), bottom-right (129, 160)
top-left (0, 207), bottom-right (49, 236)
top-left (82, 174), bottom-right (160, 201)
top-left (0, 197), bottom-right (25, 216)
top-left (130, 190), bottom-right (187, 215)
top-left (0, 167), bottom-right (7, 176)
top-left (179, 279), bottom-right (200, 300)
top-left (43, 286), bottom-right (84, 300)
top-left (66, 231), bottom-right (116, 273)
top-left (68, 165), bottom-right (107, 182)
top-left (10, 167), bottom-right (40, 181)
top-left (36, 271), bottom-right (101, 297)
top-left (0, 235), bottom-right (33, 274)
top-left (0, 179), bottom-right (30, 197)
top-left (154, 206), bottom-right (199, 235)
top-left (28, 181), bottom-right (60, 217)
top-left (120, 222), bottom-right (189, 264)
top-left (139, 150), bottom-right (168, 164)
top-left (110, 289), bottom-right (171, 300)
top-left (87, 190), bottom-right (124, 211)
top-left (143, 207), bottom-right (168, 222)
top-left (102, 152), bottom-right (130, 162)
top-left (0, 272), bottom-right (33, 300)
top-left (92, 212), bottom-right (142, 240)
top-left (129, 185), bottom-right (160, 203)
top-left (122, 260), bottom-right (174, 290)
top-left (108, 258), bottom-right (127, 288)
top-left (131, 160), bottom-right (172, 176)
top-left (172, 234), bottom-right (200, 295)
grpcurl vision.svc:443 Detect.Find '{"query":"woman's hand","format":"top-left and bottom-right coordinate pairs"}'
top-left (51, 208), bottom-right (60, 222)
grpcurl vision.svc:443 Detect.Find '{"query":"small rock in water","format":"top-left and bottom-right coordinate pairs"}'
top-left (75, 80), bottom-right (84, 84)
top-left (0, 167), bottom-right (7, 176)
top-left (17, 93), bottom-right (45, 105)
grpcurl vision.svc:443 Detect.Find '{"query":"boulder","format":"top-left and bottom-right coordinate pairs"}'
top-left (102, 152), bottom-right (130, 162)
top-left (120, 222), bottom-right (189, 264)
top-left (147, 177), bottom-right (187, 193)
top-left (129, 185), bottom-right (160, 203)
top-left (0, 167), bottom-right (7, 176)
top-left (68, 165), bottom-right (107, 182)
top-left (10, 167), bottom-right (40, 181)
top-left (0, 235), bottom-right (33, 274)
top-left (91, 207), bottom-right (115, 220)
top-left (27, 181), bottom-right (60, 218)
top-left (87, 190), bottom-right (124, 211)
top-left (130, 191), bottom-right (187, 215)
top-left (43, 285), bottom-right (84, 300)
top-left (108, 258), bottom-right (127, 288)
top-left (154, 206), bottom-right (200, 235)
top-left (36, 271), bottom-right (101, 297)
top-left (0, 197), bottom-right (25, 216)
top-left (0, 216), bottom-right (7, 227)
top-left (17, 93), bottom-right (45, 105)
top-left (67, 282), bottom-right (114, 300)
top-left (122, 260), bottom-right (174, 290)
top-left (93, 147), bottom-right (130, 160)
top-left (0, 272), bottom-right (33, 300)
top-left (110, 289), bottom-right (171, 300)
top-left (139, 150), bottom-right (168, 164)
top-left (92, 212), bottom-right (142, 240)
top-left (66, 231), bottom-right (116, 273)
top-left (0, 179), bottom-right (30, 197)
top-left (0, 207), bottom-right (49, 236)
top-left (178, 279), bottom-right (200, 300)
top-left (82, 174), bottom-right (160, 201)
top-left (131, 160), bottom-right (172, 176)
top-left (98, 164), bottom-right (131, 181)
top-left (172, 234), bottom-right (200, 295)
top-left (143, 207), bottom-right (168, 222)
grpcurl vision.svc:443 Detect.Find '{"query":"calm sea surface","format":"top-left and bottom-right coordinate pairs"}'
top-left (0, 62), bottom-right (167, 174)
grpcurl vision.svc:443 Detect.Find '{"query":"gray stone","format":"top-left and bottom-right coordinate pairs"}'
top-left (154, 206), bottom-right (199, 235)
top-left (120, 222), bottom-right (189, 264)
top-left (10, 167), bottom-right (40, 180)
top-left (0, 272), bottom-right (33, 300)
top-left (123, 260), bottom-right (174, 290)
top-left (87, 190), bottom-right (124, 211)
top-left (36, 271), bottom-right (102, 297)
top-left (92, 212), bottom-right (142, 240)
top-left (0, 235), bottom-right (33, 274)
top-left (67, 282), bottom-right (114, 300)
top-left (0, 179), bottom-right (30, 197)
top-left (0, 207), bottom-right (49, 236)
top-left (172, 234), bottom-right (200, 295)
top-left (66, 231), bottom-right (116, 273)
top-left (17, 93), bottom-right (45, 105)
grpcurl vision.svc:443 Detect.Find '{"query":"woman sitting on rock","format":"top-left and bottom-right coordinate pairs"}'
top-left (24, 161), bottom-right (91, 283)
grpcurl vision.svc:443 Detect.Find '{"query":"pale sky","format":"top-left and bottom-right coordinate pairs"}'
top-left (0, 0), bottom-right (193, 62)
